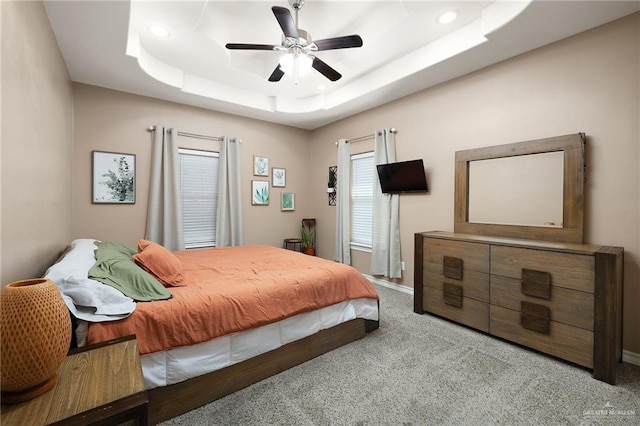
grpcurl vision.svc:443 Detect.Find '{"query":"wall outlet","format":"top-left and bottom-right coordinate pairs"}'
top-left (401, 261), bottom-right (405, 271)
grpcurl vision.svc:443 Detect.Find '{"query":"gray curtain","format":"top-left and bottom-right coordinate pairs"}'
top-left (333, 138), bottom-right (351, 264)
top-left (371, 129), bottom-right (401, 278)
top-left (215, 137), bottom-right (243, 246)
top-left (145, 127), bottom-right (184, 251)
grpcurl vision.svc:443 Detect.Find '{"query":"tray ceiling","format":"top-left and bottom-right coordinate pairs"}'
top-left (44, 1), bottom-right (639, 129)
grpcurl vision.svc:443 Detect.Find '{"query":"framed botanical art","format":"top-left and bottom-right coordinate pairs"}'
top-left (252, 180), bottom-right (269, 205)
top-left (281, 192), bottom-right (294, 211)
top-left (272, 167), bottom-right (286, 187)
top-left (253, 156), bottom-right (269, 176)
top-left (92, 150), bottom-right (136, 204)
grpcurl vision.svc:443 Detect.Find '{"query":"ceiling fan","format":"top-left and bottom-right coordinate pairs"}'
top-left (225, 0), bottom-right (363, 83)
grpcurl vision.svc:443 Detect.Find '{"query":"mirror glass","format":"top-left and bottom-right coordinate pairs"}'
top-left (468, 151), bottom-right (564, 228)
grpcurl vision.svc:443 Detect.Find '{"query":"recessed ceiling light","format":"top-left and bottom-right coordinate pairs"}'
top-left (149, 25), bottom-right (170, 38)
top-left (436, 10), bottom-right (458, 25)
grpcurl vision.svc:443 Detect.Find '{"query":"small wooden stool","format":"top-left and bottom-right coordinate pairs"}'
top-left (283, 238), bottom-right (303, 252)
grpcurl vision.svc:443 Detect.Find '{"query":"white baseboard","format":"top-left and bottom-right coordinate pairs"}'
top-left (365, 274), bottom-right (640, 367)
top-left (622, 350), bottom-right (640, 366)
top-left (364, 275), bottom-right (414, 295)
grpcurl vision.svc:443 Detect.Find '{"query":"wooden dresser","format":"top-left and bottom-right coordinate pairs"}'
top-left (414, 231), bottom-right (623, 384)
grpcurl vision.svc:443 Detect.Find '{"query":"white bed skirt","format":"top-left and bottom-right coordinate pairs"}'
top-left (79, 298), bottom-right (378, 390)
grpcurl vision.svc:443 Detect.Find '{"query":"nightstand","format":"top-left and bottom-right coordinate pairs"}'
top-left (1, 335), bottom-right (147, 425)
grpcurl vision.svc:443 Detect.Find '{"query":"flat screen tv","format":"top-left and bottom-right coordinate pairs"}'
top-left (377, 159), bottom-right (428, 194)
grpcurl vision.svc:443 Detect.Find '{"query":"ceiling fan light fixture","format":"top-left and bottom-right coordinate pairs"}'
top-left (148, 24), bottom-right (171, 38)
top-left (436, 10), bottom-right (458, 25)
top-left (279, 52), bottom-right (313, 77)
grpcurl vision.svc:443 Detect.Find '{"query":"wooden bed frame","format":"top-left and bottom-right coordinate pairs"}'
top-left (147, 317), bottom-right (379, 424)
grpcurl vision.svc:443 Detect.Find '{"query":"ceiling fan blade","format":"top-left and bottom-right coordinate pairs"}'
top-left (272, 6), bottom-right (299, 39)
top-left (312, 57), bottom-right (341, 81)
top-left (314, 35), bottom-right (363, 51)
top-left (268, 65), bottom-right (285, 82)
top-left (226, 43), bottom-right (279, 51)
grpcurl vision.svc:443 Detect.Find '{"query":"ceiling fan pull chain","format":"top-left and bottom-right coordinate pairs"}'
top-left (293, 52), bottom-right (300, 85)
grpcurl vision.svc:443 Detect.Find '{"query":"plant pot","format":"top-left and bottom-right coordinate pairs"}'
top-left (327, 188), bottom-right (335, 193)
top-left (303, 247), bottom-right (315, 256)
top-left (1, 278), bottom-right (71, 404)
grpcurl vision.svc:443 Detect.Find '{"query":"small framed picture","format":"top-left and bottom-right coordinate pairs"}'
top-left (92, 151), bottom-right (136, 204)
top-left (253, 156), bottom-right (269, 176)
top-left (281, 192), bottom-right (295, 211)
top-left (252, 180), bottom-right (270, 205)
top-left (272, 167), bottom-right (286, 187)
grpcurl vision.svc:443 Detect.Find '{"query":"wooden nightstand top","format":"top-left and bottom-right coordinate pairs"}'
top-left (1, 336), bottom-right (147, 426)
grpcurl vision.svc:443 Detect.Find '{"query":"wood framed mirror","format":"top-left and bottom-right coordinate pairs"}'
top-left (454, 133), bottom-right (586, 243)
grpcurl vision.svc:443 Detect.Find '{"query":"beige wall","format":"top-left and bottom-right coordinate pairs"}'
top-left (309, 13), bottom-right (640, 353)
top-left (1, 1), bottom-right (73, 284)
top-left (71, 84), bottom-right (311, 249)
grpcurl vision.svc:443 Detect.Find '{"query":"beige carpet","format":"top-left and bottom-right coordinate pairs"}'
top-left (161, 284), bottom-right (640, 425)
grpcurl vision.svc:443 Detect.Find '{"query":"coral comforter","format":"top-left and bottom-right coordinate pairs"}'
top-left (87, 245), bottom-right (378, 354)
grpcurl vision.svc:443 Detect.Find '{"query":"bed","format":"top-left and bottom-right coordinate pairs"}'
top-left (45, 239), bottom-right (379, 424)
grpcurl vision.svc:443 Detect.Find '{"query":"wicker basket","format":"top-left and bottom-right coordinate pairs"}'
top-left (1, 278), bottom-right (71, 403)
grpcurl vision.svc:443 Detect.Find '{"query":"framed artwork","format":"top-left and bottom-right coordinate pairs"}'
top-left (281, 192), bottom-right (295, 211)
top-left (272, 167), bottom-right (286, 187)
top-left (328, 165), bottom-right (337, 206)
top-left (253, 156), bottom-right (269, 176)
top-left (251, 180), bottom-right (270, 205)
top-left (92, 151), bottom-right (135, 204)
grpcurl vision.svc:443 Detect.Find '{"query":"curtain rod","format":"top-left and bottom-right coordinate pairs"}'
top-left (147, 126), bottom-right (224, 142)
top-left (349, 128), bottom-right (397, 143)
top-left (336, 128), bottom-right (397, 145)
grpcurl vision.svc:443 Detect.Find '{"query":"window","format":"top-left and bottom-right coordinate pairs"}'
top-left (351, 152), bottom-right (374, 248)
top-left (179, 148), bottom-right (219, 248)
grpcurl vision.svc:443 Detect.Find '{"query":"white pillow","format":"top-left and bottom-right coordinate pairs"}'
top-left (45, 239), bottom-right (136, 322)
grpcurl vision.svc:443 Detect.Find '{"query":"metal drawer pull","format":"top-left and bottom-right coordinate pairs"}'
top-left (443, 256), bottom-right (463, 280)
top-left (521, 301), bottom-right (550, 334)
top-left (443, 282), bottom-right (463, 308)
top-left (521, 269), bottom-right (551, 300)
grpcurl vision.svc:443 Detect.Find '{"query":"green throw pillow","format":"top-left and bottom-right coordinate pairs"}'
top-left (89, 241), bottom-right (171, 302)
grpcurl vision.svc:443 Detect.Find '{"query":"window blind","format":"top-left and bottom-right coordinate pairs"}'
top-left (351, 152), bottom-right (374, 247)
top-left (179, 149), bottom-right (219, 249)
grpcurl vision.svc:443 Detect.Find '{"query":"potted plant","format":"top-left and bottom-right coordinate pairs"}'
top-left (327, 170), bottom-right (336, 193)
top-left (301, 225), bottom-right (315, 255)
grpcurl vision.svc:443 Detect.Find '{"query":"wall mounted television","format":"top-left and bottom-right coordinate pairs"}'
top-left (376, 159), bottom-right (428, 194)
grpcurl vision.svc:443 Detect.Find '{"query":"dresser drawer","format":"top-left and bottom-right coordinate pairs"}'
top-left (490, 275), bottom-right (593, 331)
top-left (424, 287), bottom-right (489, 332)
top-left (490, 305), bottom-right (593, 368)
top-left (491, 246), bottom-right (594, 293)
top-left (424, 263), bottom-right (489, 303)
top-left (424, 238), bottom-right (489, 273)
